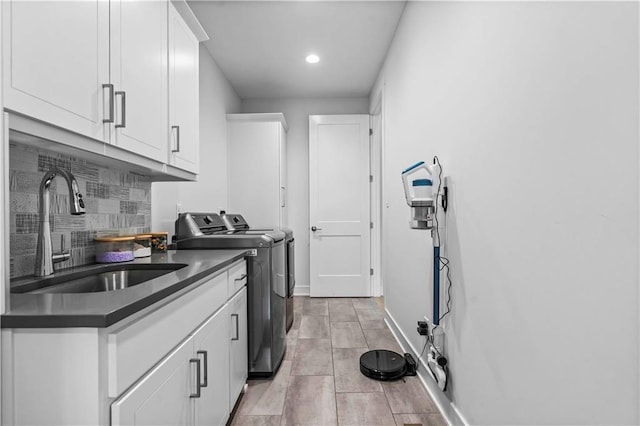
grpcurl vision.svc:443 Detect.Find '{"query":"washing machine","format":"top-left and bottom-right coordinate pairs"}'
top-left (174, 212), bottom-right (286, 378)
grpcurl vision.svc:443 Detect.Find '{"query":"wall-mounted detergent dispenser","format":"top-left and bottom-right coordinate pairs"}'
top-left (402, 161), bottom-right (435, 229)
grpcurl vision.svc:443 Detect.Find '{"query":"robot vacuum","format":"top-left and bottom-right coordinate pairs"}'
top-left (359, 349), bottom-right (417, 381)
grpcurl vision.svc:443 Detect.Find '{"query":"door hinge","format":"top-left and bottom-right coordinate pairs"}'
top-left (369, 175), bottom-right (373, 183)
top-left (370, 222), bottom-right (373, 229)
top-left (370, 268), bottom-right (374, 275)
top-left (369, 128), bottom-right (373, 136)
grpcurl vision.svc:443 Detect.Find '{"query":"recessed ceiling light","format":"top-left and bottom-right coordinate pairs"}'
top-left (306, 54), bottom-right (320, 64)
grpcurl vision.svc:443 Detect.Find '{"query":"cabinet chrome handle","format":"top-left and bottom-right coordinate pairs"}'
top-left (102, 83), bottom-right (114, 123)
top-left (234, 274), bottom-right (247, 282)
top-left (115, 91), bottom-right (126, 128)
top-left (311, 226), bottom-right (322, 232)
top-left (231, 314), bottom-right (239, 341)
top-left (171, 125), bottom-right (180, 152)
top-left (189, 358), bottom-right (201, 398)
top-left (196, 350), bottom-right (208, 388)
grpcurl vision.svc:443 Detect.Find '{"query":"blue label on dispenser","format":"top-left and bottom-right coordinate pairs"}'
top-left (412, 179), bottom-right (432, 186)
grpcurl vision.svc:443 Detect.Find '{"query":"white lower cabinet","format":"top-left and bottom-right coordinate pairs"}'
top-left (229, 287), bottom-right (248, 411)
top-left (1, 259), bottom-right (248, 426)
top-left (111, 337), bottom-right (194, 426)
top-left (193, 305), bottom-right (230, 426)
top-left (112, 305), bottom-right (231, 426)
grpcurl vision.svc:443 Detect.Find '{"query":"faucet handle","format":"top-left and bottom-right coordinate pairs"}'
top-left (52, 234), bottom-right (70, 264)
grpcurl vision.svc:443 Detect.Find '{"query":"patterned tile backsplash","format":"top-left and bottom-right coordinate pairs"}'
top-left (9, 142), bottom-right (152, 279)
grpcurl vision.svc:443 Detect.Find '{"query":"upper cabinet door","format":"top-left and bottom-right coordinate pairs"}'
top-left (168, 4), bottom-right (200, 174)
top-left (110, 0), bottom-right (168, 163)
top-left (228, 118), bottom-right (284, 228)
top-left (2, 0), bottom-right (110, 142)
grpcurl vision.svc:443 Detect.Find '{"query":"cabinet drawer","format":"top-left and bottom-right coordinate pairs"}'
top-left (107, 271), bottom-right (227, 397)
top-left (228, 260), bottom-right (247, 296)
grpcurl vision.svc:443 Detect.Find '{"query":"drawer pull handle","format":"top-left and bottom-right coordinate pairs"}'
top-left (102, 83), bottom-right (114, 123)
top-left (234, 274), bottom-right (247, 282)
top-left (197, 350), bottom-right (208, 388)
top-left (189, 358), bottom-right (201, 398)
top-left (171, 125), bottom-right (181, 153)
top-left (115, 91), bottom-right (126, 128)
top-left (231, 313), bottom-right (239, 341)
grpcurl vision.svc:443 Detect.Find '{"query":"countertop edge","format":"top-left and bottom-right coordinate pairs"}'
top-left (1, 250), bottom-right (249, 329)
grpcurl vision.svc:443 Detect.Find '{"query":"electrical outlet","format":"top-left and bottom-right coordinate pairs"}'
top-left (417, 319), bottom-right (429, 336)
top-left (176, 203), bottom-right (182, 217)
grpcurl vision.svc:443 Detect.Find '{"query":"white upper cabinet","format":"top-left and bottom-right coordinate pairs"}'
top-left (1, 0), bottom-right (204, 180)
top-left (2, 1), bottom-right (110, 141)
top-left (109, 0), bottom-right (168, 163)
top-left (168, 4), bottom-right (200, 174)
top-left (227, 114), bottom-right (289, 228)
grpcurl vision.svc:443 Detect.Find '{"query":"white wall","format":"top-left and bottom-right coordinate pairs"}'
top-left (153, 45), bottom-right (242, 238)
top-left (241, 98), bottom-right (369, 295)
top-left (373, 2), bottom-right (639, 424)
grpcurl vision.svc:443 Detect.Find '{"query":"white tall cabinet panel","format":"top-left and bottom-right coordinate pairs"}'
top-left (279, 126), bottom-right (288, 226)
top-left (227, 113), bottom-right (288, 228)
top-left (168, 4), bottom-right (200, 174)
top-left (110, 0), bottom-right (168, 163)
top-left (2, 1), bottom-right (110, 141)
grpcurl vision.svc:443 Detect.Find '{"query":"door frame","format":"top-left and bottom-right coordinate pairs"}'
top-left (370, 91), bottom-right (384, 298)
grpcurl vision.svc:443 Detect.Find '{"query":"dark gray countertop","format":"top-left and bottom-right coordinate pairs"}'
top-left (2, 250), bottom-right (248, 328)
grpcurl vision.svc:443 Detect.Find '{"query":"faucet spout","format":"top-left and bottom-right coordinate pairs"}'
top-left (34, 167), bottom-right (86, 277)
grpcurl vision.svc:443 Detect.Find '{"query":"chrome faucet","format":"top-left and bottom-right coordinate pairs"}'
top-left (34, 166), bottom-right (86, 277)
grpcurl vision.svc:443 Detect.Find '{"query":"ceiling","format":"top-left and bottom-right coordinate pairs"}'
top-left (188, 1), bottom-right (406, 99)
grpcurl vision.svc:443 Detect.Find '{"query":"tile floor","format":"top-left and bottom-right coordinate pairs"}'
top-left (230, 297), bottom-right (446, 426)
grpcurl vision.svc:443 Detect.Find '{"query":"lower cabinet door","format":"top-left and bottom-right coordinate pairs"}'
top-left (229, 287), bottom-right (248, 411)
top-left (193, 306), bottom-right (230, 425)
top-left (111, 337), bottom-right (195, 426)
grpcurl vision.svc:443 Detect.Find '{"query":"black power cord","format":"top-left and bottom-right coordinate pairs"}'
top-left (430, 156), bottom-right (453, 350)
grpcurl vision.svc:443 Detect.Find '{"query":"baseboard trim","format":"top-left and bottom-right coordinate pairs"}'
top-left (384, 309), bottom-right (468, 426)
top-left (293, 285), bottom-right (310, 296)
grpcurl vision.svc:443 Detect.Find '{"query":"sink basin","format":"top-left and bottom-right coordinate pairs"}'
top-left (12, 263), bottom-right (188, 294)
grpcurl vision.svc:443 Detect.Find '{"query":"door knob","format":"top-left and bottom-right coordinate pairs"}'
top-left (311, 226), bottom-right (323, 232)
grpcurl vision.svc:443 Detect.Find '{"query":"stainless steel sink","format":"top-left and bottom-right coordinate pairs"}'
top-left (11, 263), bottom-right (188, 294)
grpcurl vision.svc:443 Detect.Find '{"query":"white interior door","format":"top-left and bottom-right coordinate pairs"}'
top-left (309, 115), bottom-right (370, 297)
